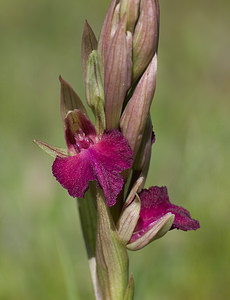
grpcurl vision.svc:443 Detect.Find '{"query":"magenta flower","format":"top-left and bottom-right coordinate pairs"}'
top-left (52, 109), bottom-right (133, 207)
top-left (130, 186), bottom-right (200, 243)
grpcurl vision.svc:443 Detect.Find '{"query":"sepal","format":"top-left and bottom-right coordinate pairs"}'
top-left (59, 76), bottom-right (88, 125)
top-left (33, 139), bottom-right (68, 158)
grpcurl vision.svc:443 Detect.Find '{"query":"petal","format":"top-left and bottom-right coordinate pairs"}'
top-left (134, 186), bottom-right (200, 234)
top-left (90, 130), bottom-right (133, 206)
top-left (52, 129), bottom-right (133, 206)
top-left (52, 151), bottom-right (95, 198)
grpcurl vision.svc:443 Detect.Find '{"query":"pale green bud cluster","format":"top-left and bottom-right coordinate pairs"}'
top-left (82, 0), bottom-right (159, 182)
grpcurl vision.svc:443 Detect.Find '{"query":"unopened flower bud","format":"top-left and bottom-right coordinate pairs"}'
top-left (81, 21), bottom-right (98, 88)
top-left (98, 0), bottom-right (117, 70)
top-left (104, 14), bottom-right (132, 129)
top-left (85, 50), bottom-right (105, 134)
top-left (132, 0), bottom-right (159, 81)
top-left (110, 2), bottom-right (121, 38)
top-left (120, 0), bottom-right (140, 33)
top-left (130, 115), bottom-right (153, 189)
top-left (120, 53), bottom-right (157, 158)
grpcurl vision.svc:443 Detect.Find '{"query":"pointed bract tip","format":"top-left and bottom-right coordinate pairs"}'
top-left (34, 139), bottom-right (68, 158)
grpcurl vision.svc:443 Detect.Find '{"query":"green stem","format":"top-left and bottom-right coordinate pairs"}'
top-left (77, 187), bottom-right (134, 300)
top-left (96, 189), bottom-right (129, 300)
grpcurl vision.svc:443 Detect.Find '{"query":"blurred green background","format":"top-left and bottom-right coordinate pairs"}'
top-left (0, 0), bottom-right (229, 299)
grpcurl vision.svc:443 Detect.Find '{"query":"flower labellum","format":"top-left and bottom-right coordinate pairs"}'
top-left (52, 109), bottom-right (133, 207)
top-left (129, 186), bottom-right (200, 245)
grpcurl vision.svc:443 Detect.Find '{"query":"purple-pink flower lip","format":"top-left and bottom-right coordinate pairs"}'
top-left (52, 109), bottom-right (133, 206)
top-left (130, 186), bottom-right (200, 243)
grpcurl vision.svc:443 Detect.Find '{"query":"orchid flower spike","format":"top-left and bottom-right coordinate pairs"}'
top-left (35, 0), bottom-right (199, 249)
